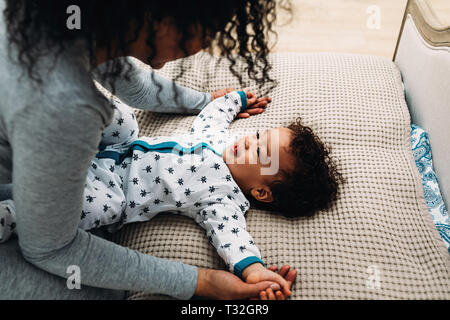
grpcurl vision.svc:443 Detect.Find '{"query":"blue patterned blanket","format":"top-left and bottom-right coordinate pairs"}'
top-left (411, 124), bottom-right (449, 253)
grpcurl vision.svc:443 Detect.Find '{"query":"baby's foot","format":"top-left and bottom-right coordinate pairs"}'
top-left (0, 200), bottom-right (16, 243)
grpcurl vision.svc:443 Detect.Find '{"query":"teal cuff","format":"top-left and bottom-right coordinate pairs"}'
top-left (233, 256), bottom-right (265, 280)
top-left (236, 91), bottom-right (248, 112)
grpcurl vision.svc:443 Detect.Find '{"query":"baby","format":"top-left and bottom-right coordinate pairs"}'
top-left (0, 90), bottom-right (341, 292)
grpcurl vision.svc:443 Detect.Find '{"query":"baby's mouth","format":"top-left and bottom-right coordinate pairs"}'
top-left (229, 140), bottom-right (245, 160)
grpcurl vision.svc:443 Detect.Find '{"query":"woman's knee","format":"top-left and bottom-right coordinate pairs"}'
top-left (0, 239), bottom-right (126, 300)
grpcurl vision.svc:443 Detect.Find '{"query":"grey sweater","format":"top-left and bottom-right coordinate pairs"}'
top-left (0, 3), bottom-right (211, 299)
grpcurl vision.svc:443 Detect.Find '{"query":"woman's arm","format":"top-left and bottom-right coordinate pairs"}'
top-left (93, 57), bottom-right (211, 114)
top-left (10, 98), bottom-right (198, 299)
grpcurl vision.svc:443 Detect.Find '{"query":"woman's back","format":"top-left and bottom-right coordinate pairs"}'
top-left (0, 1), bottom-right (113, 183)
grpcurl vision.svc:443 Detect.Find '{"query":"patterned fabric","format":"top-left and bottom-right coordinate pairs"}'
top-left (0, 200), bottom-right (15, 243)
top-left (83, 92), bottom-right (263, 275)
top-left (411, 124), bottom-right (450, 253)
top-left (99, 52), bottom-right (450, 299)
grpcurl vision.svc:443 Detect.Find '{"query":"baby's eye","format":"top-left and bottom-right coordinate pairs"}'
top-left (256, 130), bottom-right (260, 157)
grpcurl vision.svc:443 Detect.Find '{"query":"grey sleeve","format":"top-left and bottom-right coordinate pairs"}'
top-left (10, 99), bottom-right (197, 299)
top-left (93, 57), bottom-right (212, 114)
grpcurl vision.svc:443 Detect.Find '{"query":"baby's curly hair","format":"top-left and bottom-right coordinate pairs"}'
top-left (254, 118), bottom-right (343, 218)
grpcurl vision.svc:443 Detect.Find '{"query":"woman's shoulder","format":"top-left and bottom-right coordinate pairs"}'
top-left (0, 35), bottom-right (113, 127)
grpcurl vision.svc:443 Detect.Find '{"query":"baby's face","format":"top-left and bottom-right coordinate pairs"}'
top-left (223, 128), bottom-right (296, 192)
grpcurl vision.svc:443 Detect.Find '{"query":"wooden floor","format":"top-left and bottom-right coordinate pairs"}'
top-left (271, 0), bottom-right (450, 59)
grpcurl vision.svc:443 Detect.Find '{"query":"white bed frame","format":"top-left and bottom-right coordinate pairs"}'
top-left (394, 0), bottom-right (450, 208)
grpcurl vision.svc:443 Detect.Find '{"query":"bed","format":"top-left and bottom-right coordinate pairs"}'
top-left (105, 0), bottom-right (450, 299)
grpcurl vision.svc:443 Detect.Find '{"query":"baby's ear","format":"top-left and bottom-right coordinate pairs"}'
top-left (250, 186), bottom-right (273, 203)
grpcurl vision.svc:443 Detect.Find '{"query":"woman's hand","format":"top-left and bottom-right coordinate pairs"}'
top-left (210, 88), bottom-right (235, 101)
top-left (194, 268), bottom-right (282, 300)
top-left (210, 88), bottom-right (271, 119)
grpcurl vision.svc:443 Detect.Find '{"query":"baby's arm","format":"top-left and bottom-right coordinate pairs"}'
top-left (190, 91), bottom-right (248, 136)
top-left (193, 201), bottom-right (263, 278)
top-left (194, 202), bottom-right (291, 296)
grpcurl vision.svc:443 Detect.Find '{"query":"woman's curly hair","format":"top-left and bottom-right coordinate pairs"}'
top-left (253, 118), bottom-right (344, 218)
top-left (4, 0), bottom-right (291, 101)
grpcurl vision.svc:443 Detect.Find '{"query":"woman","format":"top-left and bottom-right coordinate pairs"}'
top-left (0, 0), bottom-right (296, 300)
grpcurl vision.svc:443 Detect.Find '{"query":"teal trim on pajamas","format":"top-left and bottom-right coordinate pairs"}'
top-left (236, 91), bottom-right (248, 112)
top-left (233, 256), bottom-right (265, 279)
top-left (96, 140), bottom-right (221, 165)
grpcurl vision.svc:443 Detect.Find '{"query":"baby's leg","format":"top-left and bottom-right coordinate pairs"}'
top-left (99, 100), bottom-right (140, 149)
top-left (0, 180), bottom-right (126, 241)
top-left (80, 159), bottom-right (127, 231)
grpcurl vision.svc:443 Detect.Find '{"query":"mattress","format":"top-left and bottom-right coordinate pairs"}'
top-left (109, 52), bottom-right (450, 299)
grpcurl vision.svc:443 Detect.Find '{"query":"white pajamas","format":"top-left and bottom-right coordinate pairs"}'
top-left (1, 91), bottom-right (263, 277)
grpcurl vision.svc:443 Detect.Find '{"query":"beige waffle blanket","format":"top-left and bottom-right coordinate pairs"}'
top-left (109, 52), bottom-right (450, 299)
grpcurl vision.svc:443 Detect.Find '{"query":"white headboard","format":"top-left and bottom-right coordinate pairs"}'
top-left (394, 0), bottom-right (450, 208)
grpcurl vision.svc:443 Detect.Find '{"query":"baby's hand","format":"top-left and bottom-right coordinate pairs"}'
top-left (242, 263), bottom-right (291, 298)
top-left (237, 89), bottom-right (271, 119)
top-left (258, 265), bottom-right (297, 300)
top-left (210, 88), bottom-right (271, 119)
